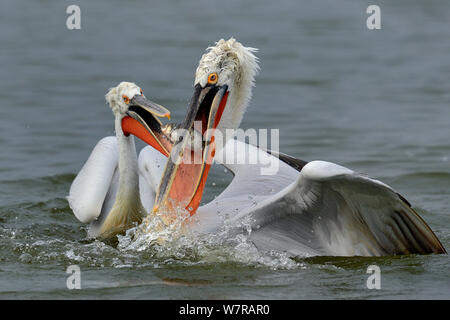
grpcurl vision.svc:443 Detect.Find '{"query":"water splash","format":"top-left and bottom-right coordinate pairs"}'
top-left (117, 208), bottom-right (301, 270)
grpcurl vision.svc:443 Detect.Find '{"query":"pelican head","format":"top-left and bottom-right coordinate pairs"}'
top-left (153, 39), bottom-right (259, 216)
top-left (106, 81), bottom-right (172, 156)
top-left (194, 38), bottom-right (259, 133)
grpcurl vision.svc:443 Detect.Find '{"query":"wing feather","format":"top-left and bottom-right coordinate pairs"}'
top-left (68, 137), bottom-right (118, 223)
top-left (249, 160), bottom-right (446, 256)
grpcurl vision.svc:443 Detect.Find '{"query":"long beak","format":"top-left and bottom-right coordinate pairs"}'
top-left (121, 95), bottom-right (173, 157)
top-left (153, 84), bottom-right (229, 216)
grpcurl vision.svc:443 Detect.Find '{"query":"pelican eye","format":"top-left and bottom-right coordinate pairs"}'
top-left (122, 95), bottom-right (130, 104)
top-left (208, 72), bottom-right (218, 85)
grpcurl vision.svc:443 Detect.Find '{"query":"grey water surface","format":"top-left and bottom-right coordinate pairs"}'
top-left (0, 0), bottom-right (449, 299)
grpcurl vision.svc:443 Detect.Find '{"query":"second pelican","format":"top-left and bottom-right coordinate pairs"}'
top-left (68, 82), bottom-right (171, 239)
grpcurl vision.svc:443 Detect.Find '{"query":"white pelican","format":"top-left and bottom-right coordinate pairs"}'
top-left (145, 38), bottom-right (446, 256)
top-left (68, 82), bottom-right (172, 239)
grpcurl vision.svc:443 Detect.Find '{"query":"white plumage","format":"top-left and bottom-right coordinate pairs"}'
top-left (68, 82), bottom-right (169, 239)
top-left (187, 38), bottom-right (445, 255)
top-left (68, 40), bottom-right (445, 256)
top-left (195, 38), bottom-right (259, 135)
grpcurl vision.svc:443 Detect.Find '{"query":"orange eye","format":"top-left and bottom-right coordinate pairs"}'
top-left (208, 72), bottom-right (218, 85)
top-left (122, 95), bottom-right (130, 104)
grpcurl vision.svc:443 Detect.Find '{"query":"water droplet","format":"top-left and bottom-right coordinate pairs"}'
top-left (212, 182), bottom-right (216, 186)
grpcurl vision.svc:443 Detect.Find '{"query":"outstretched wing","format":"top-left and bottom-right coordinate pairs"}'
top-left (68, 137), bottom-right (119, 224)
top-left (192, 139), bottom-right (445, 256)
top-left (247, 160), bottom-right (446, 256)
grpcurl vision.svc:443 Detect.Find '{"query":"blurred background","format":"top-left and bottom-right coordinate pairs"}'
top-left (0, 0), bottom-right (449, 299)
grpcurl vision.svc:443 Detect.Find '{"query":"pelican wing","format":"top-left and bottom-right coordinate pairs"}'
top-left (192, 139), bottom-right (299, 232)
top-left (193, 140), bottom-right (445, 256)
top-left (246, 160), bottom-right (446, 256)
top-left (88, 145), bottom-right (165, 238)
top-left (68, 137), bottom-right (119, 223)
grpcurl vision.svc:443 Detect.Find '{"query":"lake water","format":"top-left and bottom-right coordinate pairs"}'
top-left (0, 0), bottom-right (449, 299)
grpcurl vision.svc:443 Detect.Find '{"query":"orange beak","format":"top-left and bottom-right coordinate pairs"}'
top-left (121, 94), bottom-right (173, 156)
top-left (122, 117), bottom-right (172, 156)
top-left (152, 84), bottom-right (229, 216)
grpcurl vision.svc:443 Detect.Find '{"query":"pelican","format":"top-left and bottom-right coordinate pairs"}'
top-left (144, 38), bottom-right (446, 256)
top-left (68, 82), bottom-right (172, 239)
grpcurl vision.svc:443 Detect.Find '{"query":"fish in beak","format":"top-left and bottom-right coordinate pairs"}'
top-left (153, 83), bottom-right (229, 216)
top-left (121, 94), bottom-right (173, 156)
